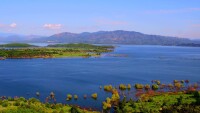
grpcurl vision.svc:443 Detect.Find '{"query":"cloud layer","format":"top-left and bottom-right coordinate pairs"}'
top-left (9, 23), bottom-right (17, 28)
top-left (0, 23), bottom-right (17, 28)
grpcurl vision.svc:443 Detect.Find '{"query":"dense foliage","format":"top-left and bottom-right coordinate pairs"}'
top-left (0, 97), bottom-right (98, 113)
top-left (47, 43), bottom-right (114, 49)
top-left (101, 80), bottom-right (199, 113)
top-left (0, 43), bottom-right (114, 59)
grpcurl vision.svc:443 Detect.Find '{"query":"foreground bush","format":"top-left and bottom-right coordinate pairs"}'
top-left (104, 85), bottom-right (113, 92)
top-left (0, 97), bottom-right (98, 113)
top-left (91, 93), bottom-right (98, 100)
top-left (135, 84), bottom-right (144, 89)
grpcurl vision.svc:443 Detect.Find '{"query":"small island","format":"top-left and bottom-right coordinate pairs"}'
top-left (0, 43), bottom-right (114, 59)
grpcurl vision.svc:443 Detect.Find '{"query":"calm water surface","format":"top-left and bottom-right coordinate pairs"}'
top-left (0, 45), bottom-right (200, 109)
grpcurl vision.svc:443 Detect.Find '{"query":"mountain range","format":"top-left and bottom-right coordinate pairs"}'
top-left (0, 32), bottom-right (43, 42)
top-left (1, 30), bottom-right (199, 45)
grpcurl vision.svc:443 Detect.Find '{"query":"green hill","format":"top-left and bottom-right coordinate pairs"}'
top-left (0, 43), bottom-right (37, 48)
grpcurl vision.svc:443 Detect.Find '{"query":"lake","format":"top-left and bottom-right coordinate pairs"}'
top-left (0, 45), bottom-right (200, 110)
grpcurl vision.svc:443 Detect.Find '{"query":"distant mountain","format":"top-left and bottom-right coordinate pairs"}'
top-left (1, 30), bottom-right (199, 45)
top-left (0, 32), bottom-right (19, 37)
top-left (0, 33), bottom-right (44, 42)
top-left (31, 30), bottom-right (194, 45)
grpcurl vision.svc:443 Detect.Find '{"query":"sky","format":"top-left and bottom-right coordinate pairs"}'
top-left (0, 0), bottom-right (200, 39)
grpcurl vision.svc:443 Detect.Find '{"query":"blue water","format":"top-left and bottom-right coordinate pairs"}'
top-left (0, 45), bottom-right (200, 110)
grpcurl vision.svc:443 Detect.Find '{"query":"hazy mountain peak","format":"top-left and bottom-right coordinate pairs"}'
top-left (29, 30), bottom-right (193, 45)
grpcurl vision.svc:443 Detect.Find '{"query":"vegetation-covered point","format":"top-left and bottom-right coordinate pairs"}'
top-left (47, 43), bottom-right (114, 49)
top-left (0, 43), bottom-right (114, 59)
top-left (115, 91), bottom-right (200, 113)
top-left (0, 97), bottom-right (99, 113)
top-left (101, 80), bottom-right (200, 113)
top-left (0, 43), bottom-right (37, 48)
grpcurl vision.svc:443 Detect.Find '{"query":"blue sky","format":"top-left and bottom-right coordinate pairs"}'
top-left (0, 0), bottom-right (200, 38)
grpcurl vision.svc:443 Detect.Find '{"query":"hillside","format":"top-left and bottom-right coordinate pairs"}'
top-left (31, 30), bottom-right (193, 45)
top-left (0, 34), bottom-right (45, 42)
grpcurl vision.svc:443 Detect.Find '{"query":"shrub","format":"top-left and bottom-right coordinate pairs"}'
top-left (104, 85), bottom-right (113, 92)
top-left (7, 97), bottom-right (14, 101)
top-left (168, 84), bottom-right (173, 88)
top-left (74, 95), bottom-right (78, 100)
top-left (127, 84), bottom-right (131, 89)
top-left (18, 97), bottom-right (26, 102)
top-left (45, 103), bottom-right (51, 108)
top-left (174, 82), bottom-right (182, 89)
top-left (193, 91), bottom-right (200, 98)
top-left (135, 84), bottom-right (144, 89)
top-left (102, 101), bottom-right (111, 110)
top-left (160, 84), bottom-right (166, 89)
top-left (59, 109), bottom-right (65, 113)
top-left (66, 94), bottom-right (72, 101)
top-left (28, 98), bottom-right (40, 103)
top-left (152, 84), bottom-right (159, 90)
top-left (155, 80), bottom-right (161, 85)
top-left (148, 97), bottom-right (154, 102)
top-left (119, 84), bottom-right (127, 90)
top-left (194, 83), bottom-right (198, 89)
top-left (55, 103), bottom-right (63, 109)
top-left (52, 111), bottom-right (58, 113)
top-left (111, 90), bottom-right (120, 102)
top-left (91, 93), bottom-right (97, 100)
top-left (173, 80), bottom-right (179, 83)
top-left (13, 101), bottom-right (20, 106)
top-left (70, 106), bottom-right (80, 113)
top-left (2, 101), bottom-right (8, 107)
top-left (144, 84), bottom-right (150, 90)
top-left (0, 100), bottom-right (3, 105)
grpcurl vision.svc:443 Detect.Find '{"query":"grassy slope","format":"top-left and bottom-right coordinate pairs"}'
top-left (120, 92), bottom-right (198, 113)
top-left (0, 98), bottom-right (99, 113)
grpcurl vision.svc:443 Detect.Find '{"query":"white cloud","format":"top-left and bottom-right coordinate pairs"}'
top-left (43, 24), bottom-right (62, 29)
top-left (9, 23), bottom-right (17, 28)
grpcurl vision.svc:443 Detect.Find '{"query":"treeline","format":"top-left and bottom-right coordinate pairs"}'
top-left (47, 43), bottom-right (114, 49)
